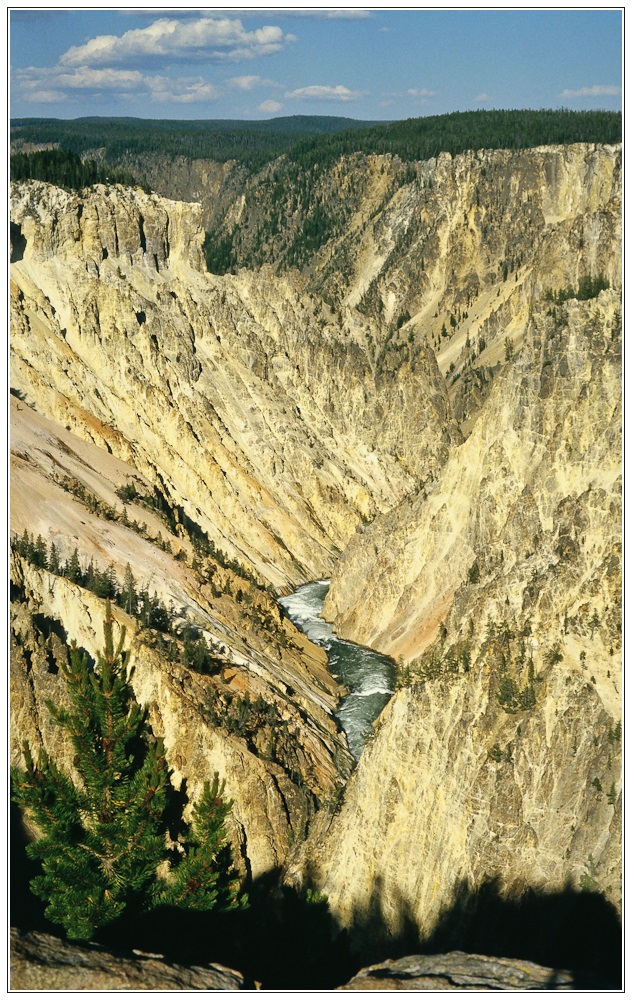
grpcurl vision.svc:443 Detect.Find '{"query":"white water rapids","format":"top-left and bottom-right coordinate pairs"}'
top-left (279, 580), bottom-right (394, 760)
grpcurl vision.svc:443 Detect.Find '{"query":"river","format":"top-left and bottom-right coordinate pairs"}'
top-left (278, 580), bottom-right (394, 760)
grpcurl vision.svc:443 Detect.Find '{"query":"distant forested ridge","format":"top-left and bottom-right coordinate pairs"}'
top-left (10, 148), bottom-right (142, 191)
top-left (199, 109), bottom-right (622, 275)
top-left (11, 109), bottom-right (621, 174)
top-left (274, 108), bottom-right (622, 173)
top-left (10, 115), bottom-right (382, 173)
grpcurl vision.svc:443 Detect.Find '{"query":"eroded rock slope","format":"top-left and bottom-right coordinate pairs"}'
top-left (10, 180), bottom-right (456, 591)
top-left (295, 292), bottom-right (622, 964)
top-left (10, 141), bottom-right (622, 972)
top-left (10, 395), bottom-right (356, 879)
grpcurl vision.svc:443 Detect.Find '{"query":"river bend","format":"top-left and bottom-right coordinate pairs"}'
top-left (279, 580), bottom-right (394, 760)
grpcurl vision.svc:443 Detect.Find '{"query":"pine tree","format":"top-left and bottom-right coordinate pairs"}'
top-left (156, 775), bottom-right (243, 912)
top-left (18, 528), bottom-right (31, 559)
top-left (33, 535), bottom-right (48, 569)
top-left (122, 563), bottom-right (137, 616)
top-left (49, 542), bottom-right (61, 576)
top-left (11, 601), bottom-right (244, 940)
top-left (66, 548), bottom-right (82, 584)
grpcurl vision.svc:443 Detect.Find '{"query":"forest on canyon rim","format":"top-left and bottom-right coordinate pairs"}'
top-left (9, 109), bottom-right (622, 988)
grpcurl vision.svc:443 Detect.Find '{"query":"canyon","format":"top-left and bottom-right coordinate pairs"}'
top-left (10, 137), bottom-right (622, 986)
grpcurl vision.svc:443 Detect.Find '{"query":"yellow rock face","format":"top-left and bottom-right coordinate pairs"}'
top-left (325, 294), bottom-right (621, 663)
top-left (9, 177), bottom-right (452, 881)
top-left (10, 180), bottom-right (456, 593)
top-left (287, 147), bottom-right (621, 948)
top-left (10, 141), bottom-right (622, 931)
top-left (299, 294), bottom-right (621, 945)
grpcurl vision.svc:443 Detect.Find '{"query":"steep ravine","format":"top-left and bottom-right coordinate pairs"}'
top-left (10, 142), bottom-right (621, 983)
top-left (291, 291), bottom-right (621, 981)
top-left (10, 180), bottom-right (457, 592)
top-left (10, 396), bottom-right (357, 880)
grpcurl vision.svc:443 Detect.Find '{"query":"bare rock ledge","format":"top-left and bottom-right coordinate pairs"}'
top-left (10, 928), bottom-right (247, 991)
top-left (338, 951), bottom-right (616, 991)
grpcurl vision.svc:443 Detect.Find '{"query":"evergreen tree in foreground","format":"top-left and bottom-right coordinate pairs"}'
top-left (11, 601), bottom-right (244, 940)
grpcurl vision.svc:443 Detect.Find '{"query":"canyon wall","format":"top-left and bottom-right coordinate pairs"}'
top-left (9, 176), bottom-right (453, 882)
top-left (10, 142), bottom-right (621, 959)
top-left (10, 181), bottom-right (456, 592)
top-left (296, 292), bottom-right (621, 969)
top-left (324, 292), bottom-right (621, 661)
top-left (204, 143), bottom-right (621, 387)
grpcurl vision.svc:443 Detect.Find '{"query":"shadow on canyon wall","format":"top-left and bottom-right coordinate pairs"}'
top-left (345, 873), bottom-right (622, 990)
top-left (11, 804), bottom-right (621, 989)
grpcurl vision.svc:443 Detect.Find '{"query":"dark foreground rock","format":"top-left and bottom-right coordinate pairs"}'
top-left (10, 928), bottom-right (246, 991)
top-left (338, 951), bottom-right (616, 991)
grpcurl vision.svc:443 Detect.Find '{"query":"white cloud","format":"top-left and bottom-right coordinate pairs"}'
top-left (59, 16), bottom-right (294, 67)
top-left (59, 68), bottom-right (144, 90)
top-left (146, 75), bottom-right (219, 103)
top-left (228, 74), bottom-right (279, 91)
top-left (475, 92), bottom-right (490, 102)
top-left (408, 87), bottom-right (436, 98)
top-left (259, 99), bottom-right (283, 113)
top-left (24, 89), bottom-right (65, 103)
top-left (16, 65), bottom-right (143, 93)
top-left (15, 64), bottom-right (219, 105)
top-left (561, 84), bottom-right (620, 98)
top-left (285, 84), bottom-right (365, 101)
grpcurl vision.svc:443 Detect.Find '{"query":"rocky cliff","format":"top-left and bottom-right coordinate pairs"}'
top-left (73, 144), bottom-right (621, 441)
top-left (11, 555), bottom-right (349, 880)
top-left (9, 176), bottom-right (457, 879)
top-left (10, 140), bottom-right (621, 980)
top-left (10, 391), bottom-right (359, 877)
top-left (10, 180), bottom-right (456, 592)
top-left (324, 291), bottom-right (621, 661)
top-left (294, 291), bottom-right (621, 980)
top-left (204, 143), bottom-right (620, 407)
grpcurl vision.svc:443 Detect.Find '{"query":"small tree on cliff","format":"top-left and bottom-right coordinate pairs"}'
top-left (11, 600), bottom-right (244, 940)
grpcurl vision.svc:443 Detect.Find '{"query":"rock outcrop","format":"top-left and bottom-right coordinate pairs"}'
top-left (338, 952), bottom-right (616, 991)
top-left (10, 928), bottom-right (247, 991)
top-left (15, 930), bottom-right (616, 992)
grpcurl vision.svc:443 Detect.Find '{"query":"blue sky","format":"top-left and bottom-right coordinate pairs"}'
top-left (10, 7), bottom-right (622, 121)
